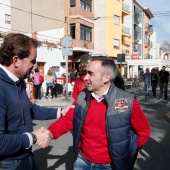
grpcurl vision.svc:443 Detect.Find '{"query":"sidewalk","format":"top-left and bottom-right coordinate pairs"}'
top-left (35, 96), bottom-right (74, 108)
top-left (34, 87), bottom-right (141, 108)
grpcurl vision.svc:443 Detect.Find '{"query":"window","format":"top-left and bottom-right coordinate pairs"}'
top-left (70, 24), bottom-right (76, 39)
top-left (70, 0), bottom-right (76, 7)
top-left (113, 39), bottom-right (120, 49)
top-left (5, 14), bottom-right (11, 24)
top-left (80, 0), bottom-right (92, 12)
top-left (114, 15), bottom-right (120, 25)
top-left (137, 44), bottom-right (141, 57)
top-left (134, 25), bottom-right (141, 41)
top-left (80, 25), bottom-right (92, 41)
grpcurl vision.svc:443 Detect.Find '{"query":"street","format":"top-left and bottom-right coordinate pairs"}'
top-left (32, 87), bottom-right (170, 170)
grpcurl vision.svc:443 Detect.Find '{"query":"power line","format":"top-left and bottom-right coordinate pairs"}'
top-left (0, 27), bottom-right (61, 43)
top-left (1, 1), bottom-right (170, 23)
top-left (0, 2), bottom-right (66, 42)
top-left (0, 2), bottom-right (65, 23)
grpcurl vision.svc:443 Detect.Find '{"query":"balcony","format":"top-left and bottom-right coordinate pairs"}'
top-left (145, 24), bottom-right (153, 35)
top-left (72, 39), bottom-right (94, 51)
top-left (145, 38), bottom-right (152, 48)
top-left (144, 39), bottom-right (149, 47)
top-left (122, 3), bottom-right (130, 15)
top-left (69, 6), bottom-right (94, 21)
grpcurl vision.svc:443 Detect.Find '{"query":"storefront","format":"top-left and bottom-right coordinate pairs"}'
top-left (126, 59), bottom-right (170, 78)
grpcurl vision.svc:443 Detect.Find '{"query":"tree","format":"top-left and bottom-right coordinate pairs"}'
top-left (160, 41), bottom-right (170, 53)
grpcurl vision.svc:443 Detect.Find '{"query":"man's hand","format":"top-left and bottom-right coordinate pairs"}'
top-left (32, 127), bottom-right (52, 148)
top-left (61, 105), bottom-right (75, 116)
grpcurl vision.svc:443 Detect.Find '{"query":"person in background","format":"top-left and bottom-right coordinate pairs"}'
top-left (49, 67), bottom-right (57, 78)
top-left (158, 66), bottom-right (169, 100)
top-left (61, 73), bottom-right (66, 78)
top-left (52, 79), bottom-right (58, 98)
top-left (27, 68), bottom-right (34, 82)
top-left (70, 69), bottom-right (77, 83)
top-left (45, 69), bottom-right (55, 99)
top-left (44, 56), bottom-right (150, 170)
top-left (139, 70), bottom-right (144, 87)
top-left (114, 70), bottom-right (125, 90)
top-left (72, 62), bottom-right (88, 100)
top-left (143, 68), bottom-right (151, 98)
top-left (0, 33), bottom-right (72, 170)
top-left (151, 68), bottom-right (158, 99)
top-left (32, 67), bottom-right (42, 100)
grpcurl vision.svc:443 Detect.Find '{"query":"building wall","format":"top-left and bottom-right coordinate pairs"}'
top-left (36, 28), bottom-right (65, 91)
top-left (105, 0), bottom-right (122, 58)
top-left (132, 0), bottom-right (144, 59)
top-left (123, 0), bottom-right (133, 60)
top-left (144, 10), bottom-right (153, 59)
top-left (11, 0), bottom-right (65, 33)
top-left (93, 0), bottom-right (107, 55)
top-left (149, 32), bottom-right (157, 59)
top-left (0, 0), bottom-right (11, 33)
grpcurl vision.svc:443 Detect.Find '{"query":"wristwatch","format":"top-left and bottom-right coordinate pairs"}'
top-left (30, 133), bottom-right (37, 144)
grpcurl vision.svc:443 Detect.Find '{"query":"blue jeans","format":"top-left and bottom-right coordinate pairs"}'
top-left (74, 152), bottom-right (112, 170)
top-left (152, 82), bottom-right (157, 98)
top-left (159, 83), bottom-right (168, 99)
top-left (0, 154), bottom-right (39, 170)
top-left (144, 83), bottom-right (149, 97)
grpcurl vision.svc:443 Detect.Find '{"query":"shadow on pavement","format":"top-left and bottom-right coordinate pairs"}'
top-left (134, 136), bottom-right (170, 170)
top-left (33, 146), bottom-right (76, 170)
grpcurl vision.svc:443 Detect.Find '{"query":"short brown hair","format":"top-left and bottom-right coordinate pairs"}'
top-left (0, 33), bottom-right (39, 66)
top-left (79, 62), bottom-right (87, 76)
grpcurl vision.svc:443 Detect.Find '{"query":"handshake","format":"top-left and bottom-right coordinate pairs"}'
top-left (32, 127), bottom-right (53, 148)
top-left (30, 105), bottom-right (75, 148)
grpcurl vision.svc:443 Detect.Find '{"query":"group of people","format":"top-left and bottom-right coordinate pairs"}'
top-left (27, 65), bottom-right (61, 100)
top-left (0, 33), bottom-right (150, 170)
top-left (142, 66), bottom-right (169, 99)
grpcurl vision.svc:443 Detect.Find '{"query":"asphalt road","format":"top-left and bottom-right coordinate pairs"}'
top-left (32, 87), bottom-right (170, 170)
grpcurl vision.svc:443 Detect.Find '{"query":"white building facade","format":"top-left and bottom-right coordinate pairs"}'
top-left (0, 0), bottom-right (11, 45)
top-left (149, 32), bottom-right (160, 59)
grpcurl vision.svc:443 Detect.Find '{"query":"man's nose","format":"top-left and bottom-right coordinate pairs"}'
top-left (84, 74), bottom-right (88, 80)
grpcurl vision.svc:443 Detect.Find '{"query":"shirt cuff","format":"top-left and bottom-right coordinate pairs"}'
top-left (57, 108), bottom-right (62, 119)
top-left (24, 132), bottom-right (33, 149)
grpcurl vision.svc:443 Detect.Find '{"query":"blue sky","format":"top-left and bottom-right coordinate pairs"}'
top-left (138, 0), bottom-right (170, 46)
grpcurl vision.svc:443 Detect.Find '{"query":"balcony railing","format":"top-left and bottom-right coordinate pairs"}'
top-left (145, 24), bottom-right (153, 34)
top-left (144, 39), bottom-right (149, 44)
top-left (123, 3), bottom-right (130, 13)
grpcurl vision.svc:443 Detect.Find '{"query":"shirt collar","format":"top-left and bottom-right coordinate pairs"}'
top-left (0, 64), bottom-right (19, 82)
top-left (91, 88), bottom-right (109, 102)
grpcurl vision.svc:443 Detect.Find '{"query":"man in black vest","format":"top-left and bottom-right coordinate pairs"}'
top-left (159, 66), bottom-right (169, 100)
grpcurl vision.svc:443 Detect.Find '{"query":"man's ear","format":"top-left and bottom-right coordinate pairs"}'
top-left (104, 74), bottom-right (111, 84)
top-left (12, 56), bottom-right (19, 68)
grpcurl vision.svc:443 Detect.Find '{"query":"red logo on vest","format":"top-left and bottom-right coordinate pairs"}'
top-left (115, 98), bottom-right (128, 111)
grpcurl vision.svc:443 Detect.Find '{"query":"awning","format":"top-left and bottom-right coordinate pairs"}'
top-left (73, 54), bottom-right (90, 62)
